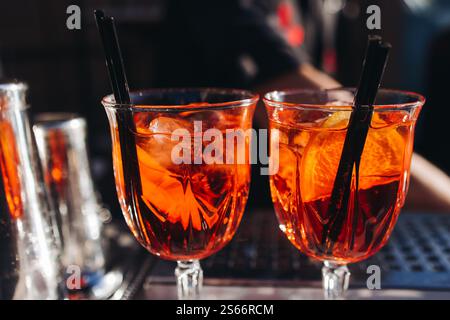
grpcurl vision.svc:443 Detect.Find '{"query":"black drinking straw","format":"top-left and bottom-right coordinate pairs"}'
top-left (94, 10), bottom-right (131, 104)
top-left (321, 36), bottom-right (391, 253)
top-left (94, 10), bottom-right (145, 238)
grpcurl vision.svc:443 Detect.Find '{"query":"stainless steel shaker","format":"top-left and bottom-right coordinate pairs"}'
top-left (0, 81), bottom-right (60, 299)
top-left (33, 113), bottom-right (106, 289)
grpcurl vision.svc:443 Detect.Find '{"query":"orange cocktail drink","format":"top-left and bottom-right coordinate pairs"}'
top-left (264, 88), bottom-right (424, 297)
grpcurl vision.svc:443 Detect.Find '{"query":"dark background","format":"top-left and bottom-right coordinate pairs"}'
top-left (1, 0), bottom-right (450, 216)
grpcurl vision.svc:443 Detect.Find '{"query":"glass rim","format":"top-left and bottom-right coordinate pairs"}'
top-left (101, 87), bottom-right (259, 111)
top-left (0, 81), bottom-right (29, 111)
top-left (33, 113), bottom-right (86, 131)
top-left (0, 81), bottom-right (28, 94)
top-left (263, 87), bottom-right (426, 112)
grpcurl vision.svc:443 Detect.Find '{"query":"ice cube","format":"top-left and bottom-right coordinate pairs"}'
top-left (148, 116), bottom-right (193, 134)
top-left (135, 116), bottom-right (193, 171)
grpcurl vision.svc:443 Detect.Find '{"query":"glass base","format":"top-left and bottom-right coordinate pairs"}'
top-left (322, 261), bottom-right (350, 300)
top-left (175, 260), bottom-right (203, 300)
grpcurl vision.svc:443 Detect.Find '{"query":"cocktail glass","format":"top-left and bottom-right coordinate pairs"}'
top-left (102, 88), bottom-right (257, 299)
top-left (264, 88), bottom-right (424, 299)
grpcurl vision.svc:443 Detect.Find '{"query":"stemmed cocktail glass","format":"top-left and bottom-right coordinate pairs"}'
top-left (102, 88), bottom-right (257, 299)
top-left (264, 88), bottom-right (424, 299)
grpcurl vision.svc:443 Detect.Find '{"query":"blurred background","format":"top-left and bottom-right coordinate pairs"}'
top-left (1, 0), bottom-right (450, 217)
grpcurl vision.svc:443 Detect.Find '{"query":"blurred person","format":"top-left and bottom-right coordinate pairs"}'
top-left (153, 0), bottom-right (450, 212)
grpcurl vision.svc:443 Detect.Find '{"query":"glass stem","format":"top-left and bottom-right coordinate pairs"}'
top-left (322, 261), bottom-right (350, 300)
top-left (175, 260), bottom-right (203, 300)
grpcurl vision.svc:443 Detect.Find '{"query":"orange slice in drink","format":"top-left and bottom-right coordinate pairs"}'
top-left (300, 111), bottom-right (405, 202)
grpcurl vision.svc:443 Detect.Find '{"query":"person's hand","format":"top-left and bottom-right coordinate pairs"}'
top-left (405, 153), bottom-right (450, 212)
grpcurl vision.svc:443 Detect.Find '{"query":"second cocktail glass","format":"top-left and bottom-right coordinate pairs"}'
top-left (264, 88), bottom-right (424, 299)
top-left (102, 88), bottom-right (257, 299)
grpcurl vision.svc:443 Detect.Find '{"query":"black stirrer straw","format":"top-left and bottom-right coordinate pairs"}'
top-left (321, 35), bottom-right (391, 253)
top-left (94, 10), bottom-right (130, 104)
top-left (94, 10), bottom-right (146, 239)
